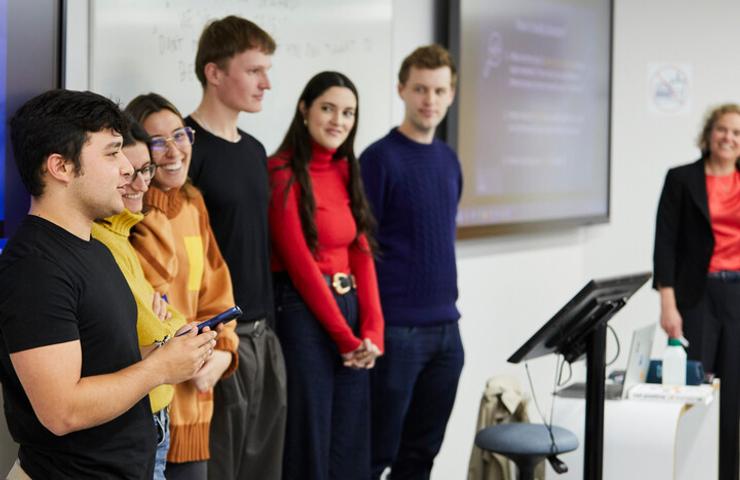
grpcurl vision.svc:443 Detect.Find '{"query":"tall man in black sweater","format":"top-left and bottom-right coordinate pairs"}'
top-left (186, 16), bottom-right (287, 480)
top-left (0, 89), bottom-right (215, 479)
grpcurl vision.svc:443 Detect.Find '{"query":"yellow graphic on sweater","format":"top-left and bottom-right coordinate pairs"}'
top-left (184, 236), bottom-right (204, 292)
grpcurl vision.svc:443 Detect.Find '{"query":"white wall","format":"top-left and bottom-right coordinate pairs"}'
top-left (4, 0), bottom-right (740, 477)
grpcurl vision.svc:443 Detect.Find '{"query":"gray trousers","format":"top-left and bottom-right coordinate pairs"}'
top-left (207, 321), bottom-right (287, 480)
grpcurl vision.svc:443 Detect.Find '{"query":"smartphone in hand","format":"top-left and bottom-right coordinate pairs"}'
top-left (176, 306), bottom-right (243, 337)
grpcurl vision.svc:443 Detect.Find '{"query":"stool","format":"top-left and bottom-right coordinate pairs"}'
top-left (474, 423), bottom-right (578, 480)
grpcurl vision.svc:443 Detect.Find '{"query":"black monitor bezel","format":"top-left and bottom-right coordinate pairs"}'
top-left (508, 272), bottom-right (652, 364)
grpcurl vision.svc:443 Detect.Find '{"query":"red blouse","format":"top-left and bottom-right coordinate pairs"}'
top-left (706, 170), bottom-right (740, 272)
top-left (268, 143), bottom-right (384, 354)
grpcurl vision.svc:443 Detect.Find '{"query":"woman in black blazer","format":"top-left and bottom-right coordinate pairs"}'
top-left (654, 103), bottom-right (740, 480)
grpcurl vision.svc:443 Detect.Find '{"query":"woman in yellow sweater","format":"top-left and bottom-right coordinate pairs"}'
top-left (126, 94), bottom-right (240, 479)
top-left (91, 121), bottom-right (188, 479)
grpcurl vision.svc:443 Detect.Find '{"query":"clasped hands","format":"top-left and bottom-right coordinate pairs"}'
top-left (342, 338), bottom-right (382, 369)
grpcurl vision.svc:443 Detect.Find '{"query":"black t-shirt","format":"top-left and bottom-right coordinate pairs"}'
top-left (186, 117), bottom-right (274, 324)
top-left (0, 216), bottom-right (156, 479)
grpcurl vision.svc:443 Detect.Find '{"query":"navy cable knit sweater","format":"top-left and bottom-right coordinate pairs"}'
top-left (360, 128), bottom-right (462, 327)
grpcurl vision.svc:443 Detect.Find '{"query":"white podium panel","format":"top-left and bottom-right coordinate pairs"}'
top-left (548, 395), bottom-right (718, 479)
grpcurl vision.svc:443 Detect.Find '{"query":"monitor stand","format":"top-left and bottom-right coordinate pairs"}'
top-left (508, 274), bottom-right (650, 480)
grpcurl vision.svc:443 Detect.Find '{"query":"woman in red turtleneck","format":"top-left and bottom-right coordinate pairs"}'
top-left (268, 71), bottom-right (383, 480)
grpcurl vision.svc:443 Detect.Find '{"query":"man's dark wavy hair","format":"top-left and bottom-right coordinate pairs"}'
top-left (10, 89), bottom-right (129, 197)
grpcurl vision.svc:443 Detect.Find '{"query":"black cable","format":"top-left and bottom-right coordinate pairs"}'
top-left (557, 359), bottom-right (572, 386)
top-left (606, 323), bottom-right (621, 366)
top-left (525, 360), bottom-right (560, 454)
top-left (548, 356), bottom-right (561, 453)
top-left (525, 362), bottom-right (548, 425)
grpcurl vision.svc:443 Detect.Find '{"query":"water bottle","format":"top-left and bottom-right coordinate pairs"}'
top-left (662, 338), bottom-right (687, 386)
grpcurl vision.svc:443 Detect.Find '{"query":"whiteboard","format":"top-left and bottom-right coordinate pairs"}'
top-left (89, 0), bottom-right (393, 154)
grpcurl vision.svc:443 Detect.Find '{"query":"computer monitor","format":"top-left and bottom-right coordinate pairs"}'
top-left (2, 0), bottom-right (61, 239)
top-left (620, 322), bottom-right (655, 399)
top-left (507, 272), bottom-right (652, 480)
top-left (508, 272), bottom-right (652, 364)
top-left (554, 322), bottom-right (656, 400)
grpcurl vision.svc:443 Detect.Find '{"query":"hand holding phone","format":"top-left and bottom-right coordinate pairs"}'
top-left (176, 306), bottom-right (243, 337)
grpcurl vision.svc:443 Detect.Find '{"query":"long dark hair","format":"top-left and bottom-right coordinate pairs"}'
top-left (274, 71), bottom-right (376, 253)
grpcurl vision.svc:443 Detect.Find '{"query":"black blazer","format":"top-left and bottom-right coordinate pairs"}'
top-left (653, 158), bottom-right (716, 309)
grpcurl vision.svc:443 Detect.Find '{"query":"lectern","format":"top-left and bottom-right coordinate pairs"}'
top-left (508, 272), bottom-right (652, 480)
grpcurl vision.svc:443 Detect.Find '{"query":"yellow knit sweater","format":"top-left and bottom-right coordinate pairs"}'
top-left (91, 209), bottom-right (186, 413)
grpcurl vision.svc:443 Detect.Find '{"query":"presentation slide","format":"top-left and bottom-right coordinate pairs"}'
top-left (457, 0), bottom-right (611, 230)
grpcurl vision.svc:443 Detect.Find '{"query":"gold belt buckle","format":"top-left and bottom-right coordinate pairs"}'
top-left (332, 272), bottom-right (352, 295)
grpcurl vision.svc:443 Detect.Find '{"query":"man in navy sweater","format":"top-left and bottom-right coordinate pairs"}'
top-left (360, 44), bottom-right (464, 480)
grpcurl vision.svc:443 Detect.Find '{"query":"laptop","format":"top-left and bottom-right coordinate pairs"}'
top-left (555, 323), bottom-right (656, 400)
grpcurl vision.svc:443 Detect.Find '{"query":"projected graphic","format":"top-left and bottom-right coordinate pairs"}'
top-left (457, 0), bottom-right (611, 229)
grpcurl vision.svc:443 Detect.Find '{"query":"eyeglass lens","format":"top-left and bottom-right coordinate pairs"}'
top-left (126, 163), bottom-right (157, 182)
top-left (149, 127), bottom-right (194, 153)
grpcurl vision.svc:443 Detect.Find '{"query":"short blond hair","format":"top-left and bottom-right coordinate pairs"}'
top-left (698, 103), bottom-right (740, 157)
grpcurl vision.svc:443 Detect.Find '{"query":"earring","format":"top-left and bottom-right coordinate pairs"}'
top-left (303, 118), bottom-right (308, 126)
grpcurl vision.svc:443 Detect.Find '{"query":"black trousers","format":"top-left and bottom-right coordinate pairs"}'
top-left (681, 277), bottom-right (740, 480)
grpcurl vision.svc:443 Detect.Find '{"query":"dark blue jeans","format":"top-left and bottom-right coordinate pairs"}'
top-left (274, 277), bottom-right (370, 480)
top-left (370, 323), bottom-right (464, 480)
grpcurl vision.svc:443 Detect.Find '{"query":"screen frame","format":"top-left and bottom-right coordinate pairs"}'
top-left (443, 0), bottom-right (614, 238)
top-left (2, 0), bottom-right (63, 240)
top-left (508, 272), bottom-right (651, 364)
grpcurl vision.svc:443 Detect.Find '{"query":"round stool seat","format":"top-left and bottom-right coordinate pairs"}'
top-left (475, 423), bottom-right (578, 456)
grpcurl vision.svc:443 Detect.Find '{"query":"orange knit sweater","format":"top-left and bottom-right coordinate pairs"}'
top-left (131, 183), bottom-right (239, 463)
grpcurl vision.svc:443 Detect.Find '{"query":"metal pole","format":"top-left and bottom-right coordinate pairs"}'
top-left (584, 322), bottom-right (607, 480)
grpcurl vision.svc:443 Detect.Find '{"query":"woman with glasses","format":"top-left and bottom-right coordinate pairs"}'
top-left (126, 93), bottom-right (240, 480)
top-left (91, 119), bottom-right (189, 480)
top-left (268, 71), bottom-right (384, 480)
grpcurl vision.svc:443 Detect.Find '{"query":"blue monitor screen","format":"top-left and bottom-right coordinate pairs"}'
top-left (3, 0), bottom-right (59, 239)
top-left (0, 0), bottom-right (6, 227)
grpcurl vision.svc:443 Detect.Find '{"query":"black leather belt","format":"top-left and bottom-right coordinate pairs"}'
top-left (323, 272), bottom-right (356, 295)
top-left (708, 270), bottom-right (740, 282)
top-left (273, 271), bottom-right (356, 295)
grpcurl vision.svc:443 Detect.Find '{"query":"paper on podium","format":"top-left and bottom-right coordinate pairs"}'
top-left (627, 383), bottom-right (714, 405)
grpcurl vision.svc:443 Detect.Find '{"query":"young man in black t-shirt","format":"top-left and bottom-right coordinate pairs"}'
top-left (0, 90), bottom-right (217, 479)
top-left (186, 16), bottom-right (287, 480)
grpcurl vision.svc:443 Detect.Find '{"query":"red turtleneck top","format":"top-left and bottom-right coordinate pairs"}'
top-left (268, 143), bottom-right (384, 354)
